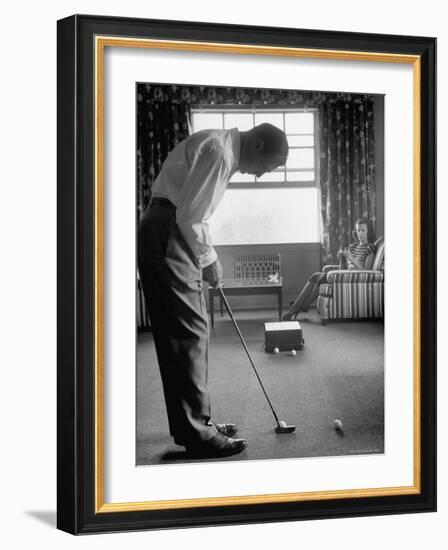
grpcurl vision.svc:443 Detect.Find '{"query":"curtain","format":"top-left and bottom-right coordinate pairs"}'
top-left (319, 98), bottom-right (376, 263)
top-left (137, 86), bottom-right (190, 220)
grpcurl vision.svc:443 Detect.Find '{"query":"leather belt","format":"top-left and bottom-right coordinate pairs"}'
top-left (150, 197), bottom-right (176, 210)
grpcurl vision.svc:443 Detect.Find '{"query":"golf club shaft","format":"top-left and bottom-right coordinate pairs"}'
top-left (217, 286), bottom-right (280, 425)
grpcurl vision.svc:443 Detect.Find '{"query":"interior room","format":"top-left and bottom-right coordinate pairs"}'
top-left (136, 83), bottom-right (385, 465)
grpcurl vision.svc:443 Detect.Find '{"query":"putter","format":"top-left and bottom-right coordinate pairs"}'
top-left (217, 286), bottom-right (295, 434)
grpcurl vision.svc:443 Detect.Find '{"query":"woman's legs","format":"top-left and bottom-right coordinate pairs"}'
top-left (282, 272), bottom-right (327, 320)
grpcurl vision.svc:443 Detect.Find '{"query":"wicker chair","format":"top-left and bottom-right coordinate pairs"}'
top-left (315, 237), bottom-right (384, 324)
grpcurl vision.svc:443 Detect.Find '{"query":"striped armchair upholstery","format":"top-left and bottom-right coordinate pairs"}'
top-left (316, 237), bottom-right (384, 324)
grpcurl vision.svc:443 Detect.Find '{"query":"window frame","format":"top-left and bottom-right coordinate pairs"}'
top-left (189, 104), bottom-right (320, 189)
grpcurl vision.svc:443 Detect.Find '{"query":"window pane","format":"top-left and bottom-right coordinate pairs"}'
top-left (285, 112), bottom-right (314, 134)
top-left (287, 135), bottom-right (314, 147)
top-left (209, 188), bottom-right (320, 244)
top-left (287, 148), bottom-right (315, 169)
top-left (192, 113), bottom-right (223, 131)
top-left (286, 170), bottom-right (315, 182)
top-left (229, 172), bottom-right (255, 183)
top-left (254, 112), bottom-right (284, 130)
top-left (224, 113), bottom-right (253, 131)
top-left (256, 171), bottom-right (285, 183)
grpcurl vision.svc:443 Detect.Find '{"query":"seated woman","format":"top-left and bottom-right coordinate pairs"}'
top-left (283, 218), bottom-right (377, 320)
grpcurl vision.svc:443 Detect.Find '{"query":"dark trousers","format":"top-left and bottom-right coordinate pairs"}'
top-left (137, 201), bottom-right (217, 445)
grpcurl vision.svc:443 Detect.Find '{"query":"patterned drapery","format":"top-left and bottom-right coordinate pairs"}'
top-left (319, 98), bottom-right (376, 263)
top-left (137, 86), bottom-right (190, 219)
top-left (137, 84), bottom-right (377, 259)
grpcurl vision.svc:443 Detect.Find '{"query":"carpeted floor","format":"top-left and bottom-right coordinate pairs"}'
top-left (136, 308), bottom-right (384, 466)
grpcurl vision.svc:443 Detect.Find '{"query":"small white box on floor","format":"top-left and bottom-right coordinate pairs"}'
top-left (264, 321), bottom-right (304, 353)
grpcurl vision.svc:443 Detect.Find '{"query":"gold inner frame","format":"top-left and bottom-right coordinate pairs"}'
top-left (94, 36), bottom-right (421, 514)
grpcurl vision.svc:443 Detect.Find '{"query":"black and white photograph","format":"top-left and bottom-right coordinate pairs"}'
top-left (135, 83), bottom-right (385, 465)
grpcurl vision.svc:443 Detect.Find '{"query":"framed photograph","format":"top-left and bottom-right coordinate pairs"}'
top-left (57, 14), bottom-right (436, 534)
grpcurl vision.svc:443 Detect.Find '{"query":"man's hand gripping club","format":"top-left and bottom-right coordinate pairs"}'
top-left (202, 258), bottom-right (224, 288)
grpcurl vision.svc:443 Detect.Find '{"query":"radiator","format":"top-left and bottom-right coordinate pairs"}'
top-left (234, 254), bottom-right (281, 284)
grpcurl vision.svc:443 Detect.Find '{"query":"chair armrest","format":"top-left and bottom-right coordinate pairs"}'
top-left (322, 264), bottom-right (339, 273)
top-left (326, 269), bottom-right (384, 284)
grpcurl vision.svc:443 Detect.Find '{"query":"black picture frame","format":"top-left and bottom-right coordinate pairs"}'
top-left (57, 14), bottom-right (436, 534)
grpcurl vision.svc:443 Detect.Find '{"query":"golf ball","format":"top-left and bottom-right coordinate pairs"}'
top-left (334, 419), bottom-right (343, 431)
top-left (273, 347), bottom-right (280, 354)
top-left (291, 349), bottom-right (297, 356)
top-left (278, 420), bottom-right (286, 427)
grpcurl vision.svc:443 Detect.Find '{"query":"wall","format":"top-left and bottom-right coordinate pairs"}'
top-left (1, 2), bottom-right (444, 550)
top-left (211, 242), bottom-right (321, 310)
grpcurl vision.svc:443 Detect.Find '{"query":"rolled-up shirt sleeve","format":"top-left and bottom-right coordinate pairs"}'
top-left (176, 138), bottom-right (229, 268)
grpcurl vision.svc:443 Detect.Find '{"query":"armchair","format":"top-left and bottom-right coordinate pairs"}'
top-left (316, 237), bottom-right (384, 324)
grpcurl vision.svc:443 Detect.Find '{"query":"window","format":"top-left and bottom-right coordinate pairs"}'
top-left (189, 105), bottom-right (320, 245)
top-left (190, 106), bottom-right (318, 188)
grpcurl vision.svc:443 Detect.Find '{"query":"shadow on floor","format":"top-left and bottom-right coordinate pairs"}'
top-left (25, 510), bottom-right (56, 528)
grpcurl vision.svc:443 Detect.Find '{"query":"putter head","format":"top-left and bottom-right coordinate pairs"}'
top-left (275, 422), bottom-right (296, 434)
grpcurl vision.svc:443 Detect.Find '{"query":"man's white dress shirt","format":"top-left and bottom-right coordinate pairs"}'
top-left (151, 128), bottom-right (240, 268)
